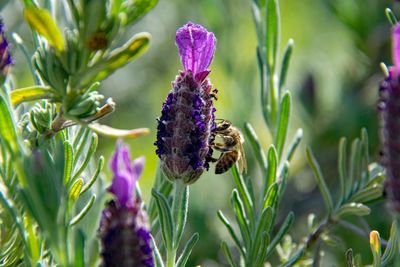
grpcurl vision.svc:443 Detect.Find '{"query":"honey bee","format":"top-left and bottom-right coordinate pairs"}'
top-left (210, 119), bottom-right (247, 174)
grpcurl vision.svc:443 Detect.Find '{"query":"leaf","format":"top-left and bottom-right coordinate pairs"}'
top-left (123, 0), bottom-right (158, 25)
top-left (10, 86), bottom-right (59, 107)
top-left (385, 8), bottom-right (398, 26)
top-left (252, 207), bottom-right (273, 263)
top-left (275, 92), bottom-right (291, 159)
top-left (152, 189), bottom-right (174, 251)
top-left (381, 221), bottom-right (400, 267)
top-left (172, 181), bottom-right (188, 249)
top-left (89, 33), bottom-right (151, 83)
top-left (221, 241), bottom-right (239, 267)
top-left (217, 210), bottom-right (245, 256)
top-left (335, 203), bottom-right (370, 219)
top-left (89, 123), bottom-right (150, 138)
top-left (231, 190), bottom-right (251, 249)
top-left (266, 0), bottom-right (280, 73)
top-left (338, 138), bottom-right (347, 206)
top-left (231, 165), bottom-right (254, 225)
top-left (63, 141), bottom-right (73, 185)
top-left (80, 156), bottom-right (104, 194)
top-left (151, 236), bottom-right (165, 267)
top-left (285, 128), bottom-right (302, 162)
top-left (348, 184), bottom-right (383, 203)
top-left (69, 178), bottom-right (83, 202)
top-left (69, 195), bottom-right (96, 226)
top-left (0, 94), bottom-right (23, 159)
top-left (267, 212), bottom-right (294, 257)
top-left (71, 133), bottom-right (98, 182)
top-left (266, 145), bottom-right (278, 192)
top-left (279, 39), bottom-right (294, 90)
top-left (306, 147), bottom-right (333, 214)
top-left (263, 182), bottom-right (278, 209)
top-left (74, 230), bottom-right (85, 267)
top-left (23, 7), bottom-right (65, 52)
top-left (176, 233), bottom-right (199, 267)
top-left (244, 122), bottom-right (268, 173)
top-left (348, 138), bottom-right (361, 196)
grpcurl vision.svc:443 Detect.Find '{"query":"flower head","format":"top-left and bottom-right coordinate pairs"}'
top-left (379, 23), bottom-right (400, 213)
top-left (0, 18), bottom-right (12, 82)
top-left (99, 141), bottom-right (154, 267)
top-left (155, 22), bottom-right (217, 184)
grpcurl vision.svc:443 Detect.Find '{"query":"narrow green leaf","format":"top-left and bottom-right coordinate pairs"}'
top-left (221, 241), bottom-right (239, 267)
top-left (348, 139), bottom-right (362, 195)
top-left (231, 165), bottom-right (254, 225)
top-left (89, 33), bottom-right (151, 83)
top-left (267, 212), bottom-right (294, 257)
top-left (151, 236), bottom-right (165, 267)
top-left (279, 39), bottom-right (294, 90)
top-left (71, 133), bottom-right (98, 182)
top-left (24, 7), bottom-right (65, 52)
top-left (285, 128), bottom-right (302, 162)
top-left (338, 138), bottom-right (347, 206)
top-left (251, 208), bottom-right (273, 263)
top-left (70, 195), bottom-right (96, 226)
top-left (217, 210), bottom-right (245, 256)
top-left (266, 0), bottom-right (280, 73)
top-left (381, 221), bottom-right (399, 267)
top-left (10, 86), bottom-right (58, 107)
top-left (80, 156), bottom-right (104, 194)
top-left (275, 92), bottom-right (291, 159)
top-left (335, 203), bottom-right (370, 219)
top-left (152, 189), bottom-right (174, 251)
top-left (176, 233), bottom-right (199, 267)
top-left (255, 232), bottom-right (270, 267)
top-left (244, 122), bottom-right (268, 173)
top-left (263, 182), bottom-right (278, 209)
top-left (386, 8), bottom-right (398, 26)
top-left (360, 128), bottom-right (370, 186)
top-left (306, 147), bottom-right (333, 214)
top-left (74, 230), bottom-right (85, 267)
top-left (265, 146), bottom-right (278, 193)
top-left (231, 190), bottom-right (251, 249)
top-left (279, 246), bottom-right (306, 267)
top-left (172, 181), bottom-right (188, 249)
top-left (348, 184), bottom-right (383, 203)
top-left (73, 128), bottom-right (90, 162)
top-left (63, 141), bottom-right (73, 185)
top-left (124, 0), bottom-right (158, 25)
top-left (0, 94), bottom-right (23, 158)
top-left (69, 178), bottom-right (83, 202)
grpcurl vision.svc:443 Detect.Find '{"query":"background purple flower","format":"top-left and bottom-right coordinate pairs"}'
top-left (155, 22), bottom-right (217, 184)
top-left (0, 18), bottom-right (12, 80)
top-left (99, 141), bottom-right (154, 267)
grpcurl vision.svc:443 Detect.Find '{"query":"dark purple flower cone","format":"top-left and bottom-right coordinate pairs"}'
top-left (155, 22), bottom-right (217, 184)
top-left (99, 200), bottom-right (154, 267)
top-left (379, 24), bottom-right (400, 213)
top-left (380, 71), bottom-right (400, 213)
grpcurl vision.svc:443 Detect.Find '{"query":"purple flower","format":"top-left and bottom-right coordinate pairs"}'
top-left (0, 18), bottom-right (12, 82)
top-left (99, 141), bottom-right (154, 267)
top-left (379, 23), bottom-right (400, 213)
top-left (155, 22), bottom-right (217, 184)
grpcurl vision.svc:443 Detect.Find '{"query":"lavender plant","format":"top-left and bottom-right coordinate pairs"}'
top-left (0, 0), bottom-right (400, 267)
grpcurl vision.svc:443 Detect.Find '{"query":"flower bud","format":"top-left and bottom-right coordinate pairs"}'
top-left (155, 22), bottom-right (217, 184)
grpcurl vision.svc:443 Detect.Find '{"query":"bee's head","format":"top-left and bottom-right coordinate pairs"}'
top-left (215, 119), bottom-right (231, 131)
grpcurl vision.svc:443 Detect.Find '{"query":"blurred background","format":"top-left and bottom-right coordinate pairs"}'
top-left (1, 0), bottom-right (399, 265)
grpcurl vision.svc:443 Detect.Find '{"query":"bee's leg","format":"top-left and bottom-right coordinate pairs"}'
top-left (210, 88), bottom-right (218, 100)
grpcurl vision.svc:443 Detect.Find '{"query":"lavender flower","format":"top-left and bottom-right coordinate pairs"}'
top-left (99, 141), bottom-right (154, 267)
top-left (379, 24), bottom-right (400, 213)
top-left (155, 22), bottom-right (217, 184)
top-left (0, 18), bottom-right (12, 81)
